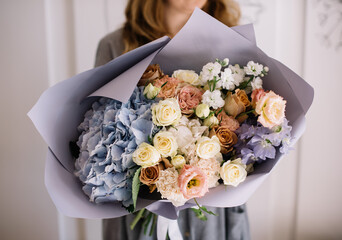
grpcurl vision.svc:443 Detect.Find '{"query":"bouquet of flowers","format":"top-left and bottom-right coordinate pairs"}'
top-left (28, 9), bottom-right (313, 221)
top-left (75, 57), bottom-right (293, 218)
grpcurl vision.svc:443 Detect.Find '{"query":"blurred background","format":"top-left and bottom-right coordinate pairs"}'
top-left (1, 0), bottom-right (341, 239)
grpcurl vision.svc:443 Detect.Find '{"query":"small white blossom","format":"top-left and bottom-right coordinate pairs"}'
top-left (220, 68), bottom-right (235, 90)
top-left (244, 61), bottom-right (264, 76)
top-left (229, 64), bottom-right (245, 86)
top-left (199, 62), bottom-right (222, 85)
top-left (251, 76), bottom-right (263, 90)
top-left (202, 90), bottom-right (225, 109)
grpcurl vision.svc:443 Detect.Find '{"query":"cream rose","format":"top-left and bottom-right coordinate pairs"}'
top-left (152, 98), bottom-right (182, 126)
top-left (153, 131), bottom-right (178, 157)
top-left (195, 103), bottom-right (210, 119)
top-left (196, 136), bottom-right (221, 159)
top-left (143, 83), bottom-right (160, 99)
top-left (172, 70), bottom-right (200, 85)
top-left (220, 158), bottom-right (247, 187)
top-left (255, 91), bottom-right (286, 128)
top-left (171, 155), bottom-right (186, 169)
top-left (132, 143), bottom-right (161, 167)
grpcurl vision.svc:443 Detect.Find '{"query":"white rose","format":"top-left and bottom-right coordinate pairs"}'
top-left (152, 98), bottom-right (182, 126)
top-left (172, 70), bottom-right (199, 85)
top-left (203, 115), bottom-right (219, 128)
top-left (153, 131), bottom-right (178, 157)
top-left (196, 136), bottom-right (221, 159)
top-left (195, 103), bottom-right (210, 119)
top-left (171, 155), bottom-right (186, 169)
top-left (133, 142), bottom-right (161, 167)
top-left (143, 83), bottom-right (160, 99)
top-left (220, 158), bottom-right (247, 187)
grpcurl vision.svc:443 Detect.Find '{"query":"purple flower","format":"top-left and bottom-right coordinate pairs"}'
top-left (249, 135), bottom-right (276, 160)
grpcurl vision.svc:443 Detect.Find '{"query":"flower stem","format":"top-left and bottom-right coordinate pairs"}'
top-left (130, 208), bottom-right (145, 230)
top-left (236, 109), bottom-right (256, 119)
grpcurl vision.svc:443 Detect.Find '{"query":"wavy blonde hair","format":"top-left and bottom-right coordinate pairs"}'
top-left (123, 0), bottom-right (241, 53)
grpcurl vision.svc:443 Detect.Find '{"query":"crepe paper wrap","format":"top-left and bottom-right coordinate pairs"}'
top-left (28, 8), bottom-right (314, 219)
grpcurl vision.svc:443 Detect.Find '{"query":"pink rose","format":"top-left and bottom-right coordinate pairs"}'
top-left (154, 75), bottom-right (181, 99)
top-left (178, 165), bottom-right (208, 199)
top-left (251, 89), bottom-right (266, 108)
top-left (178, 85), bottom-right (203, 115)
top-left (255, 91), bottom-right (286, 128)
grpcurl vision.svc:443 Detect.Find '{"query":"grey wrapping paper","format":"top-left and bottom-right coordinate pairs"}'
top-left (28, 8), bottom-right (314, 219)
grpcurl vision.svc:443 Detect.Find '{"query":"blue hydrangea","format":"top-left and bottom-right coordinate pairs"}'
top-left (74, 87), bottom-right (153, 206)
top-left (235, 119), bottom-right (292, 164)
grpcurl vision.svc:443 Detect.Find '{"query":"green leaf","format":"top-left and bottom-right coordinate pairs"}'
top-left (191, 208), bottom-right (208, 221)
top-left (201, 206), bottom-right (217, 216)
top-left (122, 204), bottom-right (135, 213)
top-left (147, 135), bottom-right (153, 144)
top-left (143, 212), bottom-right (153, 235)
top-left (132, 167), bottom-right (142, 210)
top-left (161, 81), bottom-right (168, 88)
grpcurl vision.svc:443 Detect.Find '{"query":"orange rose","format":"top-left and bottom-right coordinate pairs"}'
top-left (138, 64), bottom-right (163, 86)
top-left (139, 158), bottom-right (172, 193)
top-left (209, 126), bottom-right (238, 154)
top-left (224, 92), bottom-right (246, 118)
top-left (235, 89), bottom-right (251, 108)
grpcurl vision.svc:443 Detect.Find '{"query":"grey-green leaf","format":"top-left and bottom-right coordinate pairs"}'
top-left (132, 167), bottom-right (142, 210)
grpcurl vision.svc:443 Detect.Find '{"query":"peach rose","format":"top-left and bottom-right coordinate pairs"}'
top-left (224, 91), bottom-right (246, 118)
top-left (178, 165), bottom-right (208, 199)
top-left (217, 111), bottom-right (240, 131)
top-left (255, 91), bottom-right (286, 128)
top-left (251, 89), bottom-right (266, 108)
top-left (209, 126), bottom-right (238, 154)
top-left (178, 85), bottom-right (203, 115)
top-left (154, 75), bottom-right (182, 99)
top-left (138, 64), bottom-right (163, 86)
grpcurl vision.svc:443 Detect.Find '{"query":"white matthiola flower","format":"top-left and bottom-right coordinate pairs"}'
top-left (229, 64), bottom-right (245, 85)
top-left (244, 61), bottom-right (264, 76)
top-left (251, 76), bottom-right (263, 90)
top-left (202, 90), bottom-right (225, 109)
top-left (199, 62), bottom-right (222, 85)
top-left (220, 68), bottom-right (235, 90)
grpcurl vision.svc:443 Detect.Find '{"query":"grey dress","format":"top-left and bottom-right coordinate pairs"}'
top-left (95, 29), bottom-right (251, 240)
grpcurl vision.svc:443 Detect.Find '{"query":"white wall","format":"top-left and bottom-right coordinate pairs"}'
top-left (0, 0), bottom-right (58, 239)
top-left (2, 0), bottom-right (342, 240)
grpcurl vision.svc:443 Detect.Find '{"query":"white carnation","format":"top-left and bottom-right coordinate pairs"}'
top-left (229, 64), bottom-right (245, 86)
top-left (244, 61), bottom-right (264, 76)
top-left (202, 90), bottom-right (225, 109)
top-left (220, 68), bottom-right (235, 90)
top-left (155, 167), bottom-right (188, 206)
top-left (199, 62), bottom-right (222, 85)
top-left (251, 76), bottom-right (263, 90)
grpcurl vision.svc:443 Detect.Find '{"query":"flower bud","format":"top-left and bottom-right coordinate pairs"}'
top-left (143, 83), bottom-right (160, 100)
top-left (203, 115), bottom-right (219, 128)
top-left (171, 155), bottom-right (186, 169)
top-left (195, 104), bottom-right (210, 119)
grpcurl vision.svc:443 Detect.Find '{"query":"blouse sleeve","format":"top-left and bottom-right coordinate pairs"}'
top-left (94, 29), bottom-right (124, 67)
